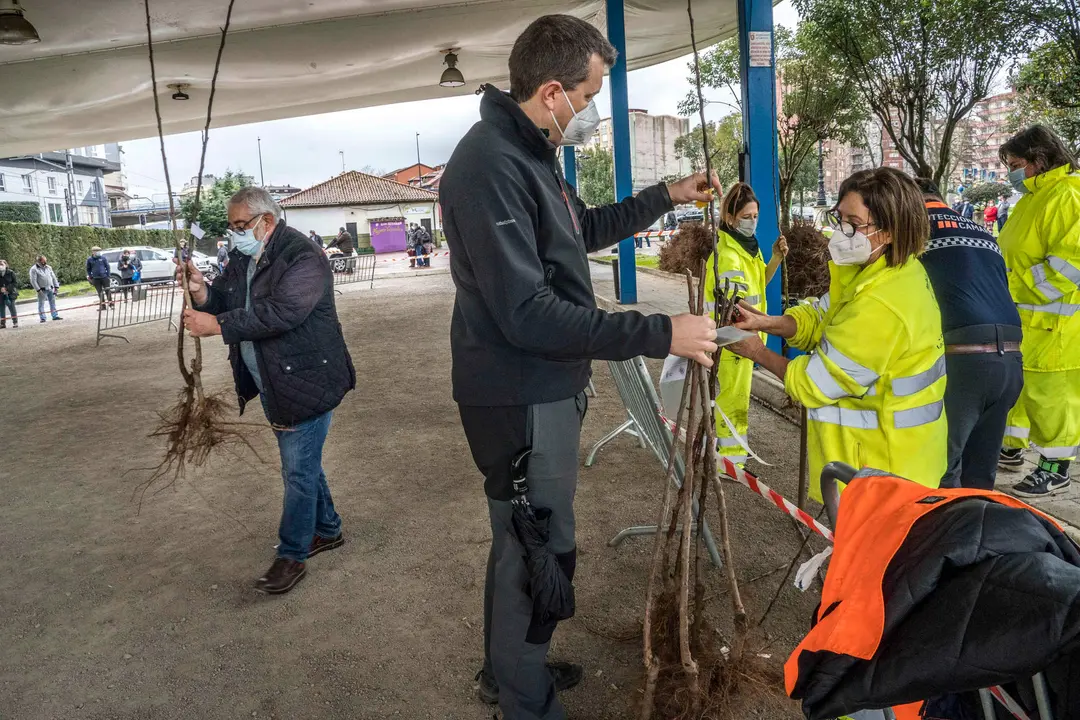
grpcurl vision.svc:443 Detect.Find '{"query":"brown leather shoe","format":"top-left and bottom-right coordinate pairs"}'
top-left (254, 558), bottom-right (306, 595)
top-left (308, 533), bottom-right (345, 559)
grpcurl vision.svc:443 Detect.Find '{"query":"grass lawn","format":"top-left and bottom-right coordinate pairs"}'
top-left (593, 254), bottom-right (661, 269)
top-left (14, 280), bottom-right (96, 306)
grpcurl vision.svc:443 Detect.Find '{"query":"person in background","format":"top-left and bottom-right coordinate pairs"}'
top-left (997, 196), bottom-right (1010, 231)
top-left (728, 168), bottom-right (947, 499)
top-left (308, 230), bottom-right (323, 247)
top-left (704, 182), bottom-right (787, 466)
top-left (327, 226), bottom-right (355, 256)
top-left (663, 210), bottom-right (678, 231)
top-left (86, 246), bottom-right (113, 310)
top-left (0, 259), bottom-right (19, 329)
top-left (117, 248), bottom-right (141, 302)
top-left (914, 178), bottom-right (1022, 490)
top-left (176, 186), bottom-right (355, 595)
top-left (29, 255), bottom-right (61, 323)
top-left (216, 240), bottom-right (229, 274)
top-left (416, 224), bottom-right (433, 267)
top-left (997, 125), bottom-right (1080, 497)
top-left (440, 14), bottom-right (718, 719)
top-left (983, 202), bottom-right (998, 236)
top-left (954, 197), bottom-right (975, 221)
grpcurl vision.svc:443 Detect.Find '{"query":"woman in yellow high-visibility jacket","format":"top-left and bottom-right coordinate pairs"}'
top-left (704, 183), bottom-right (787, 464)
top-left (725, 167), bottom-right (947, 500)
top-left (997, 125), bottom-right (1080, 497)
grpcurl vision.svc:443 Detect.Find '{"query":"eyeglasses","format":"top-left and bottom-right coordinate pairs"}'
top-left (228, 215), bottom-right (262, 234)
top-left (825, 209), bottom-right (876, 238)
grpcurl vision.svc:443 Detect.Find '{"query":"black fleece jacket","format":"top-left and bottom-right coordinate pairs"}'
top-left (441, 85), bottom-right (674, 406)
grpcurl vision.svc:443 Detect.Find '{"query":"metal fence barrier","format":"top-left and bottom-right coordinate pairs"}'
top-left (329, 252), bottom-right (376, 291)
top-left (96, 281), bottom-right (178, 347)
top-left (586, 356), bottom-right (722, 568)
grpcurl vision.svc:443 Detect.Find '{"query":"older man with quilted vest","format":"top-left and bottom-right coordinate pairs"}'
top-left (177, 186), bottom-right (356, 595)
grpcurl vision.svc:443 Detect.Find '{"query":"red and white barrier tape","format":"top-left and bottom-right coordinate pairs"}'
top-left (377, 251), bottom-right (450, 263)
top-left (633, 230), bottom-right (678, 239)
top-left (659, 413), bottom-right (833, 542)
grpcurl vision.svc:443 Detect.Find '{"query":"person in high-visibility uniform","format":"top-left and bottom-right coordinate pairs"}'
top-left (703, 183), bottom-right (788, 464)
top-left (725, 168), bottom-right (947, 499)
top-left (996, 125), bottom-right (1080, 497)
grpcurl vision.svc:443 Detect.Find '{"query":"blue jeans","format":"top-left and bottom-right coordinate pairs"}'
top-left (37, 290), bottom-right (59, 320)
top-left (262, 397), bottom-right (342, 562)
top-left (0, 294), bottom-right (16, 320)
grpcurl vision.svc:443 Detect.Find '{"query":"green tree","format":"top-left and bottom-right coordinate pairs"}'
top-left (576, 147), bottom-right (615, 207)
top-left (180, 170), bottom-right (253, 237)
top-left (680, 25), bottom-right (867, 230)
top-left (794, 0), bottom-right (1033, 189)
top-left (962, 182), bottom-right (1011, 205)
top-left (1012, 39), bottom-right (1080, 154)
top-left (788, 150), bottom-right (821, 217)
top-left (673, 114), bottom-right (742, 188)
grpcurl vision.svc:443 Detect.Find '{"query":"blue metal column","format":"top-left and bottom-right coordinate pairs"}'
top-left (737, 0), bottom-right (781, 352)
top-left (607, 0), bottom-right (637, 304)
top-left (563, 146), bottom-right (577, 187)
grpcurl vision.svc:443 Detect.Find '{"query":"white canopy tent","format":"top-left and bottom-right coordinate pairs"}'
top-left (0, 0), bottom-right (739, 157)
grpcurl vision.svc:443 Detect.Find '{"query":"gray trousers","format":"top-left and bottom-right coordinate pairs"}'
top-left (460, 392), bottom-right (586, 720)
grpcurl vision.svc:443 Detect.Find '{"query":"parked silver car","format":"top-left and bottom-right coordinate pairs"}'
top-left (100, 245), bottom-right (216, 289)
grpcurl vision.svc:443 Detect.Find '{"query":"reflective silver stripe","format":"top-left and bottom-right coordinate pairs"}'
top-left (718, 454), bottom-right (749, 463)
top-left (1031, 262), bottom-right (1064, 301)
top-left (717, 436), bottom-right (745, 447)
top-left (807, 406), bottom-right (879, 429)
top-left (806, 353), bottom-right (850, 400)
top-left (1005, 425), bottom-right (1030, 440)
top-left (819, 338), bottom-right (878, 387)
top-left (1032, 444), bottom-right (1078, 458)
top-left (1018, 301), bottom-right (1080, 316)
top-left (813, 293), bottom-right (831, 318)
top-left (743, 294), bottom-right (761, 305)
top-left (1048, 255), bottom-right (1080, 289)
top-left (894, 400), bottom-right (944, 429)
top-left (717, 270), bottom-right (744, 280)
top-left (892, 356), bottom-right (946, 397)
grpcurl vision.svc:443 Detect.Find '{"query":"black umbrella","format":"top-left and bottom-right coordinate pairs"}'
top-left (510, 450), bottom-right (575, 626)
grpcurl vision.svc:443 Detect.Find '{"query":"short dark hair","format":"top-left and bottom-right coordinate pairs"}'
top-left (913, 177), bottom-right (941, 198)
top-left (837, 168), bottom-right (929, 267)
top-left (509, 15), bottom-right (617, 102)
top-left (1000, 125), bottom-right (1077, 175)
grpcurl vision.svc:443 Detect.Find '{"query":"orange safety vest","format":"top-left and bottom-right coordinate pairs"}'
top-left (785, 473), bottom-right (1060, 708)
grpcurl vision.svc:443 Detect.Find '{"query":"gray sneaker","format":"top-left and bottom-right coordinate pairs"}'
top-left (1012, 468), bottom-right (1071, 498)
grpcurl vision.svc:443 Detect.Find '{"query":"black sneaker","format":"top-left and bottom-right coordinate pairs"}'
top-left (254, 557), bottom-right (306, 595)
top-left (999, 447), bottom-right (1025, 469)
top-left (475, 661), bottom-right (584, 705)
top-left (307, 533), bottom-right (344, 559)
top-left (1012, 468), bottom-right (1071, 498)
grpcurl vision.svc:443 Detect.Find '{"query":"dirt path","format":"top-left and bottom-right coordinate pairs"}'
top-left (0, 274), bottom-right (819, 719)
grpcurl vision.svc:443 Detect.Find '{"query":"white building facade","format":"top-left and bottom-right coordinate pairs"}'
top-left (585, 110), bottom-right (691, 193)
top-left (0, 144), bottom-right (123, 226)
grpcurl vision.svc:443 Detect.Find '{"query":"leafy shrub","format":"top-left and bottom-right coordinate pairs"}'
top-left (0, 202), bottom-right (42, 223)
top-left (0, 222), bottom-right (186, 284)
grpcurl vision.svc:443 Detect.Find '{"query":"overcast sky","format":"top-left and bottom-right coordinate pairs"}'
top-left (121, 3), bottom-right (799, 201)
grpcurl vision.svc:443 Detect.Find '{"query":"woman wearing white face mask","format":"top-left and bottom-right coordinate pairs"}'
top-left (725, 168), bottom-right (947, 500)
top-left (704, 182), bottom-right (788, 464)
top-left (996, 125), bottom-right (1080, 497)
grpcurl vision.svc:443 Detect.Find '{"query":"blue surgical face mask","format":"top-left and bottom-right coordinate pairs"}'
top-left (229, 217), bottom-right (265, 256)
top-left (1008, 166), bottom-right (1029, 195)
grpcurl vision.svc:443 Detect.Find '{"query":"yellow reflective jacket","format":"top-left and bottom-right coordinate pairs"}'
top-left (785, 257), bottom-right (947, 500)
top-left (703, 229), bottom-right (767, 315)
top-left (997, 164), bottom-right (1080, 372)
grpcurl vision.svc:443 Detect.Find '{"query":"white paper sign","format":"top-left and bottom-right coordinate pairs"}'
top-left (748, 31), bottom-right (772, 67)
top-left (659, 355), bottom-right (689, 417)
top-left (715, 326), bottom-right (755, 348)
top-left (189, 222), bottom-right (206, 240)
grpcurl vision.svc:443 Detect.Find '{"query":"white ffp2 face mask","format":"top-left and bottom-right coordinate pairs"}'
top-left (828, 229), bottom-right (882, 266)
top-left (551, 89), bottom-right (601, 147)
top-left (736, 218), bottom-right (758, 237)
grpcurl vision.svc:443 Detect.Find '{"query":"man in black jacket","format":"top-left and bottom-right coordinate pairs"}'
top-left (178, 187), bottom-right (356, 595)
top-left (441, 14), bottom-right (718, 720)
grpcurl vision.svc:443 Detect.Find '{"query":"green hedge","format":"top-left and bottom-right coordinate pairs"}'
top-left (0, 222), bottom-right (187, 285)
top-left (0, 202), bottom-right (42, 223)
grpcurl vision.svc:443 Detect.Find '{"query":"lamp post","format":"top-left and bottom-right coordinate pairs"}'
top-left (415, 133), bottom-right (422, 188)
top-left (816, 139), bottom-right (827, 207)
top-left (257, 136), bottom-right (265, 186)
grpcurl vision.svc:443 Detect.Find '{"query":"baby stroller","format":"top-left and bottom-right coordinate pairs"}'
top-left (786, 462), bottom-right (1080, 720)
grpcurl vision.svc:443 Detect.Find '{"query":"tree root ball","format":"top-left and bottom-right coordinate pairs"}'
top-left (659, 223), bottom-right (716, 278)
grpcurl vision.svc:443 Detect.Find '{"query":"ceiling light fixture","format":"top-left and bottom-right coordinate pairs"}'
top-left (0, 0), bottom-right (40, 45)
top-left (169, 83), bottom-right (190, 101)
top-left (439, 49), bottom-right (465, 88)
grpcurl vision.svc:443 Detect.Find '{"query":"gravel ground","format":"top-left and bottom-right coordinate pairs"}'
top-left (0, 274), bottom-right (820, 719)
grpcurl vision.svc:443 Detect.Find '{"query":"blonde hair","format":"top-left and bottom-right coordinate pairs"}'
top-left (719, 182), bottom-right (758, 227)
